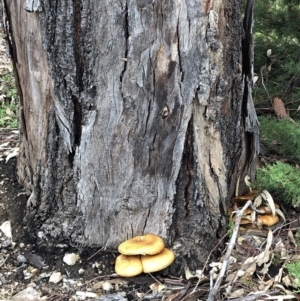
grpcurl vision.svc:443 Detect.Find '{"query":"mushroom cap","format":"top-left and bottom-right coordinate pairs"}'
top-left (257, 214), bottom-right (279, 226)
top-left (115, 254), bottom-right (143, 277)
top-left (141, 248), bottom-right (175, 273)
top-left (118, 234), bottom-right (165, 255)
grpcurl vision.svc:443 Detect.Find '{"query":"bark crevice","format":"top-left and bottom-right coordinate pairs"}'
top-left (120, 0), bottom-right (129, 94)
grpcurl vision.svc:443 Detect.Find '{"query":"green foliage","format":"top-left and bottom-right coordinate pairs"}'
top-left (0, 70), bottom-right (18, 128)
top-left (285, 261), bottom-right (300, 289)
top-left (0, 101), bottom-right (18, 128)
top-left (254, 162), bottom-right (300, 206)
top-left (259, 116), bottom-right (300, 164)
top-left (294, 231), bottom-right (300, 247)
top-left (253, 0), bottom-right (300, 116)
top-left (0, 71), bottom-right (17, 99)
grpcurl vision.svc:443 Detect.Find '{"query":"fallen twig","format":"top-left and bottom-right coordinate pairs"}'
top-left (228, 289), bottom-right (281, 301)
top-left (207, 200), bottom-right (253, 301)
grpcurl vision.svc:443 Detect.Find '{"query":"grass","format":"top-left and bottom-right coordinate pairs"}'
top-left (0, 70), bottom-right (18, 128)
top-left (285, 261), bottom-right (300, 289)
top-left (254, 161), bottom-right (300, 207)
top-left (259, 116), bottom-right (300, 164)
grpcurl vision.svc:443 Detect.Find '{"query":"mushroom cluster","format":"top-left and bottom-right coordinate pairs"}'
top-left (230, 190), bottom-right (283, 227)
top-left (115, 234), bottom-right (175, 277)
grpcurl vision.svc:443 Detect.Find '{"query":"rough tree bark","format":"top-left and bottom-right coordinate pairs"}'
top-left (3, 0), bottom-right (258, 273)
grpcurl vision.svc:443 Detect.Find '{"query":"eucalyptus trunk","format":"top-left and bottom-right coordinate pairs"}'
top-left (3, 0), bottom-right (258, 273)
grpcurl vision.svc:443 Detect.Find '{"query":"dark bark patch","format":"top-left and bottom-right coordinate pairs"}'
top-left (183, 118), bottom-right (193, 219)
top-left (72, 0), bottom-right (84, 92)
top-left (72, 94), bottom-right (82, 148)
top-left (167, 60), bottom-right (176, 79)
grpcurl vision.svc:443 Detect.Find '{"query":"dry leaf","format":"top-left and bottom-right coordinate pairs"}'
top-left (5, 147), bottom-right (19, 162)
top-left (273, 97), bottom-right (288, 119)
top-left (244, 262), bottom-right (257, 276)
top-left (260, 254), bottom-right (273, 275)
top-left (256, 230), bottom-right (273, 266)
top-left (165, 292), bottom-right (180, 301)
top-left (267, 49), bottom-right (272, 57)
top-left (245, 175), bottom-right (252, 189)
top-left (274, 267), bottom-right (283, 283)
top-left (288, 230), bottom-right (297, 247)
top-left (254, 194), bottom-right (263, 207)
top-left (184, 267), bottom-right (195, 280)
top-left (261, 190), bottom-right (276, 217)
top-left (6, 107), bottom-right (15, 116)
top-left (227, 288), bottom-right (245, 298)
top-left (275, 208), bottom-right (286, 221)
top-left (149, 282), bottom-right (166, 292)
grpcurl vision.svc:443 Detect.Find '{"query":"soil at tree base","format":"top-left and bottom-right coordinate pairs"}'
top-left (0, 157), bottom-right (169, 300)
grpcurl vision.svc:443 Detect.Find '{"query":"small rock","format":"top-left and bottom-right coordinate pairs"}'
top-left (85, 292), bottom-right (98, 298)
top-left (63, 253), bottom-right (80, 266)
top-left (76, 291), bottom-right (86, 297)
top-left (63, 278), bottom-right (78, 286)
top-left (102, 281), bottom-right (114, 292)
top-left (11, 287), bottom-right (41, 301)
top-left (96, 292), bottom-right (127, 301)
top-left (17, 255), bottom-right (28, 263)
top-left (23, 270), bottom-right (32, 280)
top-left (75, 291), bottom-right (98, 298)
top-left (49, 271), bottom-right (62, 284)
top-left (40, 272), bottom-right (51, 278)
top-left (28, 266), bottom-right (38, 276)
top-left (23, 251), bottom-right (45, 269)
top-left (0, 221), bottom-right (12, 239)
top-left (2, 239), bottom-right (12, 248)
top-left (0, 273), bottom-right (6, 284)
top-left (78, 268), bottom-right (85, 275)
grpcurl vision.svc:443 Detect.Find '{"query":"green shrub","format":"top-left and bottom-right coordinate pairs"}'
top-left (0, 101), bottom-right (18, 128)
top-left (259, 116), bottom-right (300, 164)
top-left (0, 71), bottom-right (17, 99)
top-left (0, 70), bottom-right (18, 128)
top-left (254, 161), bottom-right (300, 207)
top-left (285, 261), bottom-right (300, 289)
top-left (253, 0), bottom-right (300, 117)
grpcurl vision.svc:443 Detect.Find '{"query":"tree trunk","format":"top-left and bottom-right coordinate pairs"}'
top-left (3, 0), bottom-right (258, 273)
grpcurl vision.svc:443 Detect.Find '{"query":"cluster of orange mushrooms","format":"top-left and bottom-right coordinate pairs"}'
top-left (230, 190), bottom-right (282, 227)
top-left (115, 234), bottom-right (175, 277)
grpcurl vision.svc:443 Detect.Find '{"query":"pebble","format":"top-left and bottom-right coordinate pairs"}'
top-left (0, 221), bottom-right (12, 238)
top-left (23, 270), bottom-right (32, 280)
top-left (17, 255), bottom-right (28, 263)
top-left (63, 253), bottom-right (80, 266)
top-left (2, 239), bottom-right (12, 248)
top-left (49, 271), bottom-right (62, 284)
top-left (102, 281), bottom-right (114, 292)
top-left (0, 273), bottom-right (6, 284)
top-left (75, 291), bottom-right (98, 298)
